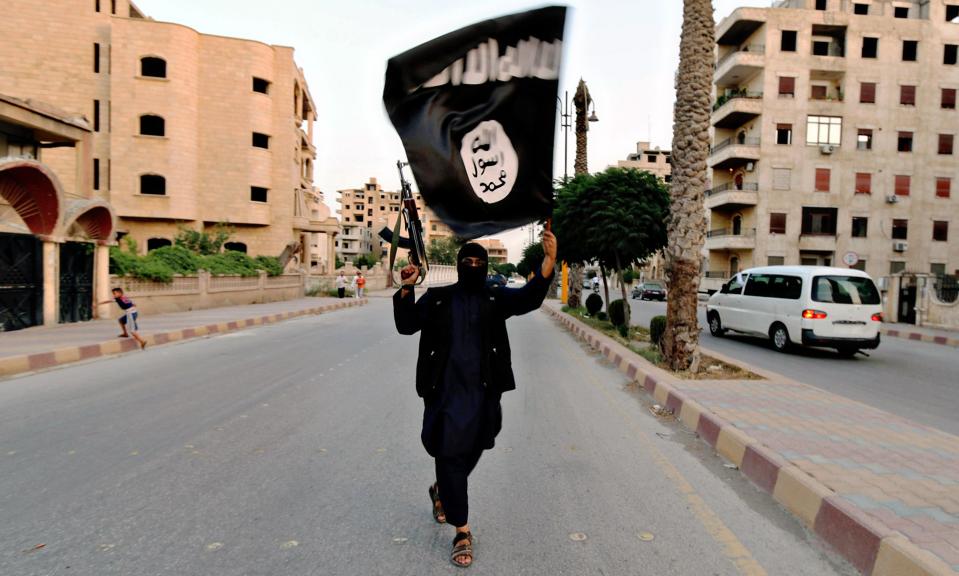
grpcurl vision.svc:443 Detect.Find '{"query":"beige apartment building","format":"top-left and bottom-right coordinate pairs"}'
top-left (336, 177), bottom-right (428, 265)
top-left (474, 238), bottom-right (508, 265)
top-left (705, 0), bottom-right (959, 293)
top-left (614, 141), bottom-right (673, 182)
top-left (0, 0), bottom-right (337, 272)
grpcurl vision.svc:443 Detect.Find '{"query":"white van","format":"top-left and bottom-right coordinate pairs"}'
top-left (706, 266), bottom-right (882, 356)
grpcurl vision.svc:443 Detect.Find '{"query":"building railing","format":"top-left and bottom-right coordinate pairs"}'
top-left (705, 182), bottom-right (759, 196)
top-left (713, 91), bottom-right (764, 111)
top-left (710, 137), bottom-right (761, 155)
top-left (716, 44), bottom-right (765, 68)
top-left (707, 227), bottom-right (757, 238)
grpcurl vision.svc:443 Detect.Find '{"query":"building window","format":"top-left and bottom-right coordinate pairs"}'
top-left (816, 0), bottom-right (827, 10)
top-left (851, 217), bottom-right (868, 237)
top-left (900, 85), bottom-right (916, 106)
top-left (252, 77), bottom-right (271, 94)
top-left (781, 30), bottom-right (797, 52)
top-left (767, 256), bottom-right (786, 266)
top-left (890, 261), bottom-right (906, 274)
top-left (224, 242), bottom-right (247, 253)
top-left (897, 131), bottom-right (913, 152)
top-left (853, 3), bottom-right (869, 15)
top-left (802, 207), bottom-right (838, 235)
top-left (93, 158), bottom-right (100, 190)
top-left (895, 174), bottom-right (911, 196)
top-left (902, 40), bottom-right (918, 61)
top-left (95, 0), bottom-right (100, 12)
top-left (946, 45), bottom-right (958, 65)
top-left (943, 88), bottom-right (957, 109)
top-left (773, 167), bottom-right (791, 190)
top-left (140, 174), bottom-right (166, 195)
top-left (139, 114), bottom-right (165, 136)
top-left (932, 263), bottom-right (947, 277)
top-left (250, 186), bottom-right (268, 202)
top-left (894, 5), bottom-right (909, 18)
top-left (140, 57), bottom-right (167, 78)
top-left (933, 221), bottom-right (949, 241)
top-left (811, 84), bottom-right (828, 100)
top-left (892, 219), bottom-right (908, 239)
top-left (770, 213), bottom-right (787, 234)
top-left (111, 0), bottom-right (116, 14)
top-left (776, 124), bottom-right (792, 145)
top-left (948, 5), bottom-right (959, 22)
top-left (937, 177), bottom-right (952, 198)
top-left (859, 82), bottom-right (876, 103)
top-left (252, 132), bottom-right (270, 149)
top-left (855, 172), bottom-right (871, 194)
top-left (94, 43), bottom-right (100, 73)
top-left (806, 115), bottom-right (842, 146)
top-left (93, 99), bottom-right (100, 132)
top-left (815, 168), bottom-right (831, 191)
top-left (779, 76), bottom-right (795, 97)
top-left (147, 238), bottom-right (171, 251)
top-left (356, 215), bottom-right (364, 223)
top-left (939, 134), bottom-right (954, 155)
top-left (812, 40), bottom-right (830, 56)
top-left (862, 37), bottom-right (878, 58)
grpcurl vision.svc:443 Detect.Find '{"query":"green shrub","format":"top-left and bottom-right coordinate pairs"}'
top-left (608, 299), bottom-right (629, 327)
top-left (145, 245), bottom-right (200, 275)
top-left (622, 269), bottom-right (636, 285)
top-left (617, 323), bottom-right (629, 338)
top-left (254, 255), bottom-right (284, 276)
top-left (650, 315), bottom-right (667, 345)
top-left (585, 293), bottom-right (603, 316)
top-left (132, 258), bottom-right (174, 283)
top-left (597, 311), bottom-right (608, 321)
top-left (109, 246), bottom-right (138, 276)
top-left (200, 250), bottom-right (260, 276)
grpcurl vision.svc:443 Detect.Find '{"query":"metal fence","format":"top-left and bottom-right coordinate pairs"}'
top-left (935, 275), bottom-right (959, 303)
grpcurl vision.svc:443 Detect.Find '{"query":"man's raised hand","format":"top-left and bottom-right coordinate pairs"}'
top-left (400, 264), bottom-right (420, 285)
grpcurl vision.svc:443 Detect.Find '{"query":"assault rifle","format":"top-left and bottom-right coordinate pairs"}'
top-left (385, 160), bottom-right (428, 285)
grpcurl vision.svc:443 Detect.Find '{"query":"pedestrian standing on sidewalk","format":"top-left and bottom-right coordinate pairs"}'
top-left (336, 271), bottom-right (346, 299)
top-left (98, 287), bottom-right (146, 349)
top-left (356, 271), bottom-right (366, 298)
top-left (393, 230), bottom-right (557, 568)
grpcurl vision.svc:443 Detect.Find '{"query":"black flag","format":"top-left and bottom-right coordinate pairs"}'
top-left (383, 6), bottom-right (566, 240)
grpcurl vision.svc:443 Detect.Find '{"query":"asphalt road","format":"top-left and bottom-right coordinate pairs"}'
top-left (620, 295), bottom-right (959, 436)
top-left (0, 298), bottom-right (855, 576)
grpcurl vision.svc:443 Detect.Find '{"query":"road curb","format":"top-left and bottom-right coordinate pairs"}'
top-left (542, 305), bottom-right (957, 576)
top-left (881, 327), bottom-right (959, 348)
top-left (0, 299), bottom-right (369, 380)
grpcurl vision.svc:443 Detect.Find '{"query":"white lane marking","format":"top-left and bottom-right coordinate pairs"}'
top-left (569, 532), bottom-right (588, 541)
top-left (205, 542), bottom-right (223, 552)
top-left (638, 532), bottom-right (655, 542)
top-left (279, 540), bottom-right (299, 549)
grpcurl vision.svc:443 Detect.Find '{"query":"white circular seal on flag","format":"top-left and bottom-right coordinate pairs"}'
top-left (460, 120), bottom-right (519, 204)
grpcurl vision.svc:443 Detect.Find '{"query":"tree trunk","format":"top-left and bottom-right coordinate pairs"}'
top-left (567, 265), bottom-right (583, 308)
top-left (599, 264), bottom-right (610, 312)
top-left (662, 0), bottom-right (713, 372)
top-left (615, 252), bottom-right (630, 325)
top-left (567, 79), bottom-right (593, 311)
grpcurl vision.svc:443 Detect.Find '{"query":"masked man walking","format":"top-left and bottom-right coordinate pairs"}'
top-left (393, 230), bottom-right (556, 568)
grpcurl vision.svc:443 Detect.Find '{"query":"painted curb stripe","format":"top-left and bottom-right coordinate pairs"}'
top-left (814, 496), bottom-right (890, 575)
top-left (741, 445), bottom-right (784, 495)
top-left (697, 411), bottom-right (722, 448)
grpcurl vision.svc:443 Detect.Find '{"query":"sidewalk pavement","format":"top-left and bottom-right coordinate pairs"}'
top-left (0, 297), bottom-right (367, 379)
top-left (544, 301), bottom-right (958, 576)
top-left (882, 323), bottom-right (959, 348)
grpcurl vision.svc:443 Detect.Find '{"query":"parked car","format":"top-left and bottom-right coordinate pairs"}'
top-left (632, 281), bottom-right (667, 301)
top-left (706, 266), bottom-right (882, 356)
top-left (486, 273), bottom-right (508, 288)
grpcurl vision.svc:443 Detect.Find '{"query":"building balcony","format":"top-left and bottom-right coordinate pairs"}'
top-left (798, 233), bottom-right (837, 251)
top-left (704, 182), bottom-right (759, 210)
top-left (708, 137), bottom-right (760, 169)
top-left (705, 227), bottom-right (756, 251)
top-left (715, 44), bottom-right (764, 88)
top-left (712, 92), bottom-right (763, 129)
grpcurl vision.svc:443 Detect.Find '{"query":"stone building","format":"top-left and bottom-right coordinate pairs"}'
top-left (705, 0), bottom-right (959, 293)
top-left (0, 0), bottom-right (337, 273)
top-left (614, 141), bottom-right (673, 182)
top-left (335, 177), bottom-right (427, 265)
top-left (474, 238), bottom-right (509, 265)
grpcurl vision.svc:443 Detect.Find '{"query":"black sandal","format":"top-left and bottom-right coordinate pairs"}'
top-left (428, 483), bottom-right (446, 524)
top-left (450, 531), bottom-right (473, 568)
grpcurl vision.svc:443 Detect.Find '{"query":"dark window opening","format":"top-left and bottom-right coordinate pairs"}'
top-left (252, 132), bottom-right (270, 149)
top-left (95, 0), bottom-right (100, 12)
top-left (939, 134), bottom-right (954, 155)
top-left (93, 99), bottom-right (100, 132)
top-left (862, 37), bottom-right (878, 58)
top-left (770, 213), bottom-right (787, 234)
top-left (948, 5), bottom-right (959, 22)
top-left (779, 76), bottom-right (796, 97)
top-left (94, 43), bottom-right (100, 73)
top-left (852, 217), bottom-right (868, 237)
top-left (140, 174), bottom-right (166, 195)
top-left (111, 0), bottom-right (116, 14)
top-left (93, 158), bottom-right (100, 191)
top-left (224, 242), bottom-right (247, 253)
top-left (250, 186), bottom-right (268, 202)
top-left (857, 129), bottom-right (873, 150)
top-left (801, 207), bottom-right (838, 235)
top-left (943, 88), bottom-right (957, 109)
top-left (946, 44), bottom-right (958, 65)
top-left (139, 114), bottom-right (165, 136)
top-left (776, 124), bottom-right (793, 145)
top-left (900, 85), bottom-right (916, 105)
top-left (860, 82), bottom-right (876, 103)
top-left (892, 219), bottom-right (908, 240)
top-left (816, 0), bottom-right (827, 10)
top-left (252, 77), bottom-right (271, 94)
top-left (147, 238), bottom-right (171, 251)
top-left (933, 221), bottom-right (949, 241)
top-left (781, 30), bottom-right (797, 52)
top-left (895, 6), bottom-right (909, 18)
top-left (140, 57), bottom-right (167, 78)
top-left (902, 40), bottom-right (918, 61)
top-left (854, 3), bottom-right (869, 15)
top-left (813, 41), bottom-right (830, 56)
top-left (897, 131), bottom-right (913, 152)
top-left (895, 175), bottom-right (911, 196)
top-left (811, 85), bottom-right (828, 100)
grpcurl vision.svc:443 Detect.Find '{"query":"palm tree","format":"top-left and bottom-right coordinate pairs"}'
top-left (662, 0), bottom-right (714, 372)
top-left (567, 79), bottom-right (593, 309)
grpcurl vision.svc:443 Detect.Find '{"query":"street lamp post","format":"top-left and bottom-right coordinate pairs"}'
top-left (557, 91), bottom-right (573, 182)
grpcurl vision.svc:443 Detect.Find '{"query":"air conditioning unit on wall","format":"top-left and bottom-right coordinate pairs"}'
top-left (893, 241), bottom-right (908, 252)
top-left (885, 195), bottom-right (899, 204)
top-left (820, 144), bottom-right (835, 154)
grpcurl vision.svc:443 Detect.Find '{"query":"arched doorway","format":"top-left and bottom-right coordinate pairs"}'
top-left (729, 256), bottom-right (740, 277)
top-left (224, 241), bottom-right (247, 253)
top-left (732, 215), bottom-right (743, 236)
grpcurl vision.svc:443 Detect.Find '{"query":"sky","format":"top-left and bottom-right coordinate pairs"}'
top-left (139, 0), bottom-right (769, 262)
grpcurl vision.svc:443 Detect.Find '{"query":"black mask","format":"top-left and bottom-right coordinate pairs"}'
top-left (456, 243), bottom-right (488, 291)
